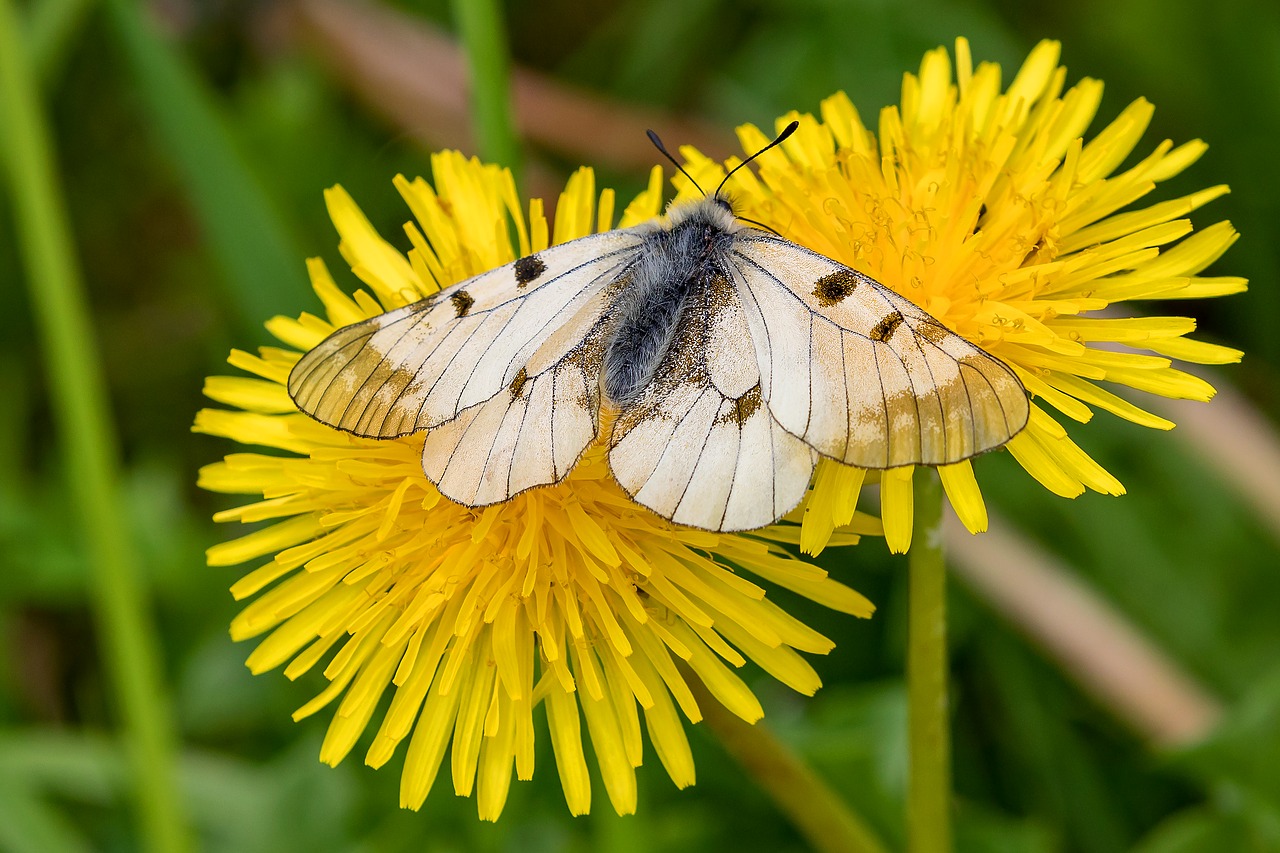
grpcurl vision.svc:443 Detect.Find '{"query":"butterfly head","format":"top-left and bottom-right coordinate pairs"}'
top-left (646, 123), bottom-right (799, 236)
top-left (664, 193), bottom-right (741, 234)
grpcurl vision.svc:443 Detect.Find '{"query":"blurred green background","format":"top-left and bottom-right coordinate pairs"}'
top-left (2, 0), bottom-right (1279, 850)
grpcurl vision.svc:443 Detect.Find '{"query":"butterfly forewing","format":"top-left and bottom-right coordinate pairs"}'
top-left (729, 233), bottom-right (1029, 468)
top-left (287, 230), bottom-right (644, 438)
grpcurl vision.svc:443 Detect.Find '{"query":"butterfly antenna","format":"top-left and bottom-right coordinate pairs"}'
top-left (715, 120), bottom-right (799, 197)
top-left (737, 216), bottom-right (783, 237)
top-left (646, 129), bottom-right (705, 196)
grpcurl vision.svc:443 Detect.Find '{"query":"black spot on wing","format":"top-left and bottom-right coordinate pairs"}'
top-left (730, 246), bottom-right (886, 350)
top-left (812, 269), bottom-right (860, 306)
top-left (869, 311), bottom-right (904, 342)
top-left (450, 290), bottom-right (474, 317)
top-left (514, 254), bottom-right (547, 288)
top-left (509, 366), bottom-right (529, 398)
top-left (411, 253), bottom-right (635, 429)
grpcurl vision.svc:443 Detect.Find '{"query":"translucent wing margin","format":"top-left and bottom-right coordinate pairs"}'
top-left (728, 233), bottom-right (1029, 468)
top-left (287, 230), bottom-right (645, 438)
top-left (608, 275), bottom-right (817, 532)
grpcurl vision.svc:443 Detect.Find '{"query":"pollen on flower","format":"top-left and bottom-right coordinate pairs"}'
top-left (676, 38), bottom-right (1244, 553)
top-left (196, 150), bottom-right (878, 821)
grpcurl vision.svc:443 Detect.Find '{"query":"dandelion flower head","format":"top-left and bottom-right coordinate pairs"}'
top-left (674, 38), bottom-right (1246, 554)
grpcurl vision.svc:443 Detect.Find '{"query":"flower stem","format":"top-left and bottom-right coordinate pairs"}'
top-left (907, 468), bottom-right (951, 852)
top-left (0, 3), bottom-right (189, 852)
top-left (450, 0), bottom-right (520, 180)
top-left (689, 678), bottom-right (890, 853)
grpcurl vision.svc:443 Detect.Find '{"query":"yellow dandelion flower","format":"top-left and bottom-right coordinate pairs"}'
top-left (674, 38), bottom-right (1245, 555)
top-left (195, 152), bottom-right (879, 820)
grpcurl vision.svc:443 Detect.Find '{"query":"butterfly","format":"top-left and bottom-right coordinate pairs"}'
top-left (288, 122), bottom-right (1029, 532)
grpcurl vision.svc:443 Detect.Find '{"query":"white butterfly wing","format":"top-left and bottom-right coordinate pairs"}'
top-left (728, 233), bottom-right (1029, 468)
top-left (416, 317), bottom-right (608, 506)
top-left (288, 230), bottom-right (644, 438)
top-left (608, 275), bottom-right (817, 532)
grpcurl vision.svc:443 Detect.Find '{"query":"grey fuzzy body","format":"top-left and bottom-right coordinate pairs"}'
top-left (602, 197), bottom-right (741, 404)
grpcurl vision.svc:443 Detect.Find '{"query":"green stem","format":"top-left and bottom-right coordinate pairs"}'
top-left (907, 468), bottom-right (951, 853)
top-left (0, 3), bottom-right (189, 852)
top-left (689, 678), bottom-right (891, 853)
top-left (450, 0), bottom-right (520, 179)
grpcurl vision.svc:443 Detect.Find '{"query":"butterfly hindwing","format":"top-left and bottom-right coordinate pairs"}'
top-left (728, 233), bottom-right (1029, 468)
top-left (418, 323), bottom-right (606, 506)
top-left (287, 230), bottom-right (644, 438)
top-left (608, 274), bottom-right (818, 532)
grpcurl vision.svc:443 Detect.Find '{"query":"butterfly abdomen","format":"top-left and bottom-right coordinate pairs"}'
top-left (602, 200), bottom-right (738, 404)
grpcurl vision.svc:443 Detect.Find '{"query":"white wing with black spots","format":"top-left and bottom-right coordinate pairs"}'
top-left (728, 233), bottom-right (1029, 469)
top-left (287, 230), bottom-right (644, 438)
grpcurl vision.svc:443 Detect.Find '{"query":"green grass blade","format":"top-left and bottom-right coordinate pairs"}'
top-left (0, 1), bottom-right (190, 850)
top-left (451, 0), bottom-right (521, 180)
